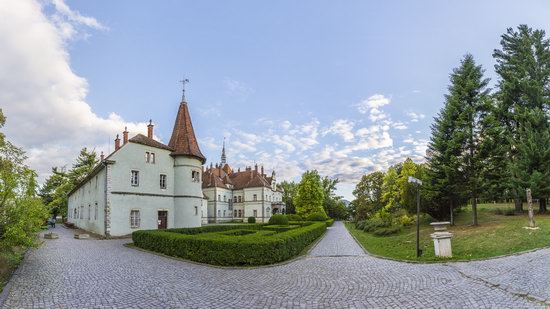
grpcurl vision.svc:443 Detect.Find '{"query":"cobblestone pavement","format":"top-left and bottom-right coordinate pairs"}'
top-left (1, 222), bottom-right (548, 308)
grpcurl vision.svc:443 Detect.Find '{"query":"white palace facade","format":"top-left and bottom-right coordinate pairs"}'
top-left (66, 92), bottom-right (285, 237)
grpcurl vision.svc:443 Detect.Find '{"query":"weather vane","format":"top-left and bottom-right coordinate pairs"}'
top-left (179, 77), bottom-right (190, 101)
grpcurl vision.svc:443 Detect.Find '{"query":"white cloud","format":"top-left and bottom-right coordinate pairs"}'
top-left (0, 0), bottom-right (145, 182)
top-left (356, 94), bottom-right (390, 114)
top-left (49, 0), bottom-right (108, 41)
top-left (224, 78), bottom-right (253, 100)
top-left (406, 111), bottom-right (426, 122)
top-left (323, 119), bottom-right (355, 142)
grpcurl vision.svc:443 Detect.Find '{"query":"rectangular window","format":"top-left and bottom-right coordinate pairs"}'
top-left (234, 196), bottom-right (237, 203)
top-left (160, 174), bottom-right (167, 189)
top-left (151, 153), bottom-right (155, 164)
top-left (238, 209), bottom-right (242, 217)
top-left (88, 205), bottom-right (91, 220)
top-left (253, 209), bottom-right (258, 217)
top-left (94, 203), bottom-right (98, 220)
top-left (253, 194), bottom-right (257, 201)
top-left (191, 170), bottom-right (200, 182)
top-left (130, 210), bottom-right (140, 228)
top-left (234, 209), bottom-right (237, 217)
top-left (131, 170), bottom-right (139, 186)
top-left (238, 196), bottom-right (242, 203)
top-left (194, 206), bottom-right (198, 216)
top-left (217, 210), bottom-right (221, 217)
top-left (218, 194), bottom-right (221, 201)
top-left (223, 195), bottom-right (226, 202)
top-left (145, 152), bottom-right (150, 163)
top-left (223, 210), bottom-right (226, 217)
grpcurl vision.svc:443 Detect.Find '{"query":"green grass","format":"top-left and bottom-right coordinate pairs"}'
top-left (0, 249), bottom-right (23, 292)
top-left (346, 203), bottom-right (550, 262)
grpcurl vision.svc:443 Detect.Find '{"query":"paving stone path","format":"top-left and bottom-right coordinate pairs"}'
top-left (2, 221), bottom-right (549, 308)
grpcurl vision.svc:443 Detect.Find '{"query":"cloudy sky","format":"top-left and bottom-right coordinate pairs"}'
top-left (1, 0), bottom-right (548, 200)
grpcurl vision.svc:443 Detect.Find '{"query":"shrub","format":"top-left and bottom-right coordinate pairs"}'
top-left (263, 225), bottom-right (300, 232)
top-left (356, 220), bottom-right (366, 230)
top-left (362, 218), bottom-right (390, 232)
top-left (398, 214), bottom-right (414, 226)
top-left (504, 208), bottom-right (516, 216)
top-left (132, 222), bottom-right (327, 266)
top-left (372, 226), bottom-right (402, 236)
top-left (248, 216), bottom-right (256, 223)
top-left (268, 214), bottom-right (289, 225)
top-left (286, 214), bottom-right (302, 221)
top-left (325, 219), bottom-right (335, 227)
top-left (306, 212), bottom-right (327, 222)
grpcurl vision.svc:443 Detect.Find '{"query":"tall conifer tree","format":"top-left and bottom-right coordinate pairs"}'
top-left (493, 25), bottom-right (550, 212)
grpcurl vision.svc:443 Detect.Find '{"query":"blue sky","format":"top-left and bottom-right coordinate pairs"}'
top-left (1, 0), bottom-right (549, 200)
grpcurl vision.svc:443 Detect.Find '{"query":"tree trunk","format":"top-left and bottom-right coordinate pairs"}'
top-left (539, 198), bottom-right (547, 214)
top-left (513, 189), bottom-right (523, 213)
top-left (472, 197), bottom-right (478, 226)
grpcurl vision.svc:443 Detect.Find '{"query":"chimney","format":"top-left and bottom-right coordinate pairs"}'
top-left (114, 134), bottom-right (121, 151)
top-left (254, 164), bottom-right (258, 174)
top-left (261, 165), bottom-right (264, 176)
top-left (100, 151), bottom-right (104, 161)
top-left (147, 119), bottom-right (154, 139)
top-left (123, 127), bottom-right (129, 144)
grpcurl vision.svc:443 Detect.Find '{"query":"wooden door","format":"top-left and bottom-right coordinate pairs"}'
top-left (157, 211), bottom-right (168, 229)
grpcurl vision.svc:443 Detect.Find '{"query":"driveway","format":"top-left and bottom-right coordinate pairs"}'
top-left (1, 221), bottom-right (548, 308)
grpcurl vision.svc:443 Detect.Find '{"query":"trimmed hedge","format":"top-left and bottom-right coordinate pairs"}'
top-left (286, 214), bottom-right (302, 221)
top-left (263, 225), bottom-right (300, 232)
top-left (248, 216), bottom-right (256, 223)
top-left (306, 212), bottom-right (327, 222)
top-left (132, 222), bottom-right (326, 266)
top-left (268, 214), bottom-right (289, 225)
top-left (325, 219), bottom-right (335, 227)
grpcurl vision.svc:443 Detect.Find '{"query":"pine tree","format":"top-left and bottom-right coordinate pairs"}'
top-left (425, 54), bottom-right (489, 224)
top-left (493, 25), bottom-right (550, 212)
top-left (511, 108), bottom-right (550, 212)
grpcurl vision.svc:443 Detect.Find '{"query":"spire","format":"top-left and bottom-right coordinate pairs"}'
top-left (221, 137), bottom-right (226, 164)
top-left (168, 87), bottom-right (206, 163)
top-left (179, 77), bottom-right (190, 101)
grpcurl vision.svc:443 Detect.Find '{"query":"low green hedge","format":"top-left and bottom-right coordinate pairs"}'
top-left (268, 214), bottom-right (289, 225)
top-left (263, 225), bottom-right (300, 232)
top-left (325, 219), bottom-right (335, 227)
top-left (132, 222), bottom-right (326, 266)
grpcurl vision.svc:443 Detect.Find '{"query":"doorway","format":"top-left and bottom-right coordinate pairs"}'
top-left (157, 211), bottom-right (168, 229)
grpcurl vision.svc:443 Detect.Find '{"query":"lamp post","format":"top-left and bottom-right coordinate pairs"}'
top-left (408, 176), bottom-right (423, 257)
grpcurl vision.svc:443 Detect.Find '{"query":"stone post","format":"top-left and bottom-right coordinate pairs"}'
top-left (527, 188), bottom-right (536, 228)
top-left (430, 222), bottom-right (453, 258)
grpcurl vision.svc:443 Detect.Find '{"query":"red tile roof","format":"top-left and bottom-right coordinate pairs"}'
top-left (168, 101), bottom-right (206, 163)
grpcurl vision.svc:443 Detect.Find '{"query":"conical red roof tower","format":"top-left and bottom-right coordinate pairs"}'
top-left (168, 98), bottom-right (206, 163)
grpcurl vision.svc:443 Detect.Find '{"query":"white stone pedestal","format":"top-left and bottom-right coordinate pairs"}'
top-left (430, 221), bottom-right (453, 258)
top-left (431, 231), bottom-right (453, 258)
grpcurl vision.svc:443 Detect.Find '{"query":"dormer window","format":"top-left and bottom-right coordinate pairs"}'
top-left (145, 152), bottom-right (156, 164)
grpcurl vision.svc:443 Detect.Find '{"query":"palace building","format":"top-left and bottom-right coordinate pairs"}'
top-left (202, 142), bottom-right (285, 224)
top-left (66, 90), bottom-right (284, 237)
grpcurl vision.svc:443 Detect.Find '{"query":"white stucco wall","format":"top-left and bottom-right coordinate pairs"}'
top-left (67, 167), bottom-right (106, 235)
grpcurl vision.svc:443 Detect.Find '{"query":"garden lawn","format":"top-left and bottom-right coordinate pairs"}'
top-left (346, 203), bottom-right (550, 262)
